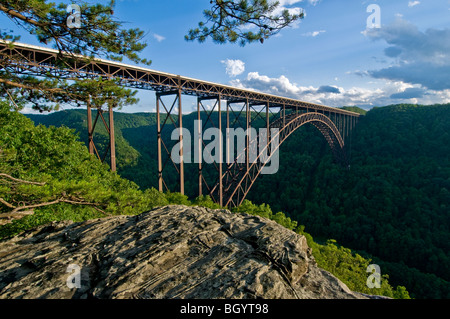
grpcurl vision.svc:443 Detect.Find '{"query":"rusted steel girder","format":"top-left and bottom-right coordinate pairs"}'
top-left (197, 96), bottom-right (223, 206)
top-left (214, 112), bottom-right (348, 208)
top-left (86, 101), bottom-right (117, 172)
top-left (156, 90), bottom-right (184, 195)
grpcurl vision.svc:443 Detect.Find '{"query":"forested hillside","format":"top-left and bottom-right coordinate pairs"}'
top-left (25, 103), bottom-right (450, 299)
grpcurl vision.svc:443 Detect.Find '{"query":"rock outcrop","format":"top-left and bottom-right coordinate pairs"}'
top-left (0, 205), bottom-right (367, 299)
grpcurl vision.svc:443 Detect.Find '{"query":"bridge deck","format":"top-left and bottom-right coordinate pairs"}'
top-left (0, 40), bottom-right (359, 117)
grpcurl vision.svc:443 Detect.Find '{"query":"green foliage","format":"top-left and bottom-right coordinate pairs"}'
top-left (71, 77), bottom-right (140, 110)
top-left (27, 109), bottom-right (155, 171)
top-left (232, 199), bottom-right (297, 231)
top-left (186, 0), bottom-right (304, 46)
top-left (164, 192), bottom-right (191, 206)
top-left (233, 199), bottom-right (409, 299)
top-left (0, 0), bottom-right (150, 65)
top-left (0, 101), bottom-right (168, 239)
top-left (341, 106), bottom-right (368, 115)
top-left (0, 205), bottom-right (104, 239)
top-left (299, 232), bottom-right (410, 299)
top-left (192, 195), bottom-right (222, 209)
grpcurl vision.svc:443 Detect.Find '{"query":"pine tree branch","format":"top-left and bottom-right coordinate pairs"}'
top-left (3, 87), bottom-right (21, 110)
top-left (6, 198), bottom-right (62, 215)
top-left (0, 4), bottom-right (47, 28)
top-left (187, 0), bottom-right (303, 45)
top-left (0, 210), bottom-right (34, 226)
top-left (60, 199), bottom-right (110, 216)
top-left (0, 78), bottom-right (66, 94)
top-left (0, 174), bottom-right (110, 216)
top-left (0, 196), bottom-right (110, 219)
top-left (0, 173), bottom-right (46, 186)
top-left (0, 197), bottom-right (15, 209)
top-left (0, 210), bottom-right (34, 218)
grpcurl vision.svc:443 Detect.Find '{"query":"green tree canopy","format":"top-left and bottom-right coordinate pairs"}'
top-left (186, 0), bottom-right (304, 45)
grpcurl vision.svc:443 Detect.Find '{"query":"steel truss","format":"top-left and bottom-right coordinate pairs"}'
top-left (86, 102), bottom-right (116, 171)
top-left (0, 41), bottom-right (361, 207)
top-left (214, 112), bottom-right (348, 207)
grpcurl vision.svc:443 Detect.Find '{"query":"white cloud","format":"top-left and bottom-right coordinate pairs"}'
top-left (229, 72), bottom-right (450, 108)
top-left (302, 30), bottom-right (326, 37)
top-left (408, 1), bottom-right (420, 7)
top-left (277, 0), bottom-right (303, 5)
top-left (364, 18), bottom-right (450, 91)
top-left (221, 59), bottom-right (246, 77)
top-left (230, 72), bottom-right (380, 106)
top-left (272, 0), bottom-right (305, 22)
top-left (153, 34), bottom-right (166, 42)
top-left (309, 0), bottom-right (320, 5)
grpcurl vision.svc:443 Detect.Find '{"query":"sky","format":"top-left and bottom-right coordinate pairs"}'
top-left (2, 0), bottom-right (450, 113)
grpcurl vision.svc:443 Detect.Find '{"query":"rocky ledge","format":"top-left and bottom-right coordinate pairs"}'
top-left (0, 205), bottom-right (368, 299)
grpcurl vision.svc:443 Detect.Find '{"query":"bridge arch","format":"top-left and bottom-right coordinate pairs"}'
top-left (217, 112), bottom-right (348, 207)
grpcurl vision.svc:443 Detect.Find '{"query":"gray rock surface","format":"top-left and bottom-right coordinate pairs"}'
top-left (0, 205), bottom-right (367, 299)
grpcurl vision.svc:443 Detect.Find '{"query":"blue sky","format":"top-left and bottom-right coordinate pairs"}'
top-left (2, 0), bottom-right (450, 113)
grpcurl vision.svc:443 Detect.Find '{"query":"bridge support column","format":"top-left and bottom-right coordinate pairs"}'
top-left (156, 90), bottom-right (184, 195)
top-left (219, 99), bottom-right (223, 206)
top-left (197, 100), bottom-right (202, 197)
top-left (109, 104), bottom-right (116, 172)
top-left (246, 99), bottom-right (250, 172)
top-left (266, 102), bottom-right (270, 144)
top-left (87, 100), bottom-right (94, 155)
top-left (86, 101), bottom-right (117, 172)
top-left (197, 96), bottom-right (223, 206)
top-left (157, 96), bottom-right (162, 192)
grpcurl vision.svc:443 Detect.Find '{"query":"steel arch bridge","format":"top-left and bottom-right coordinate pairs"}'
top-left (212, 111), bottom-right (348, 208)
top-left (0, 41), bottom-right (361, 208)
